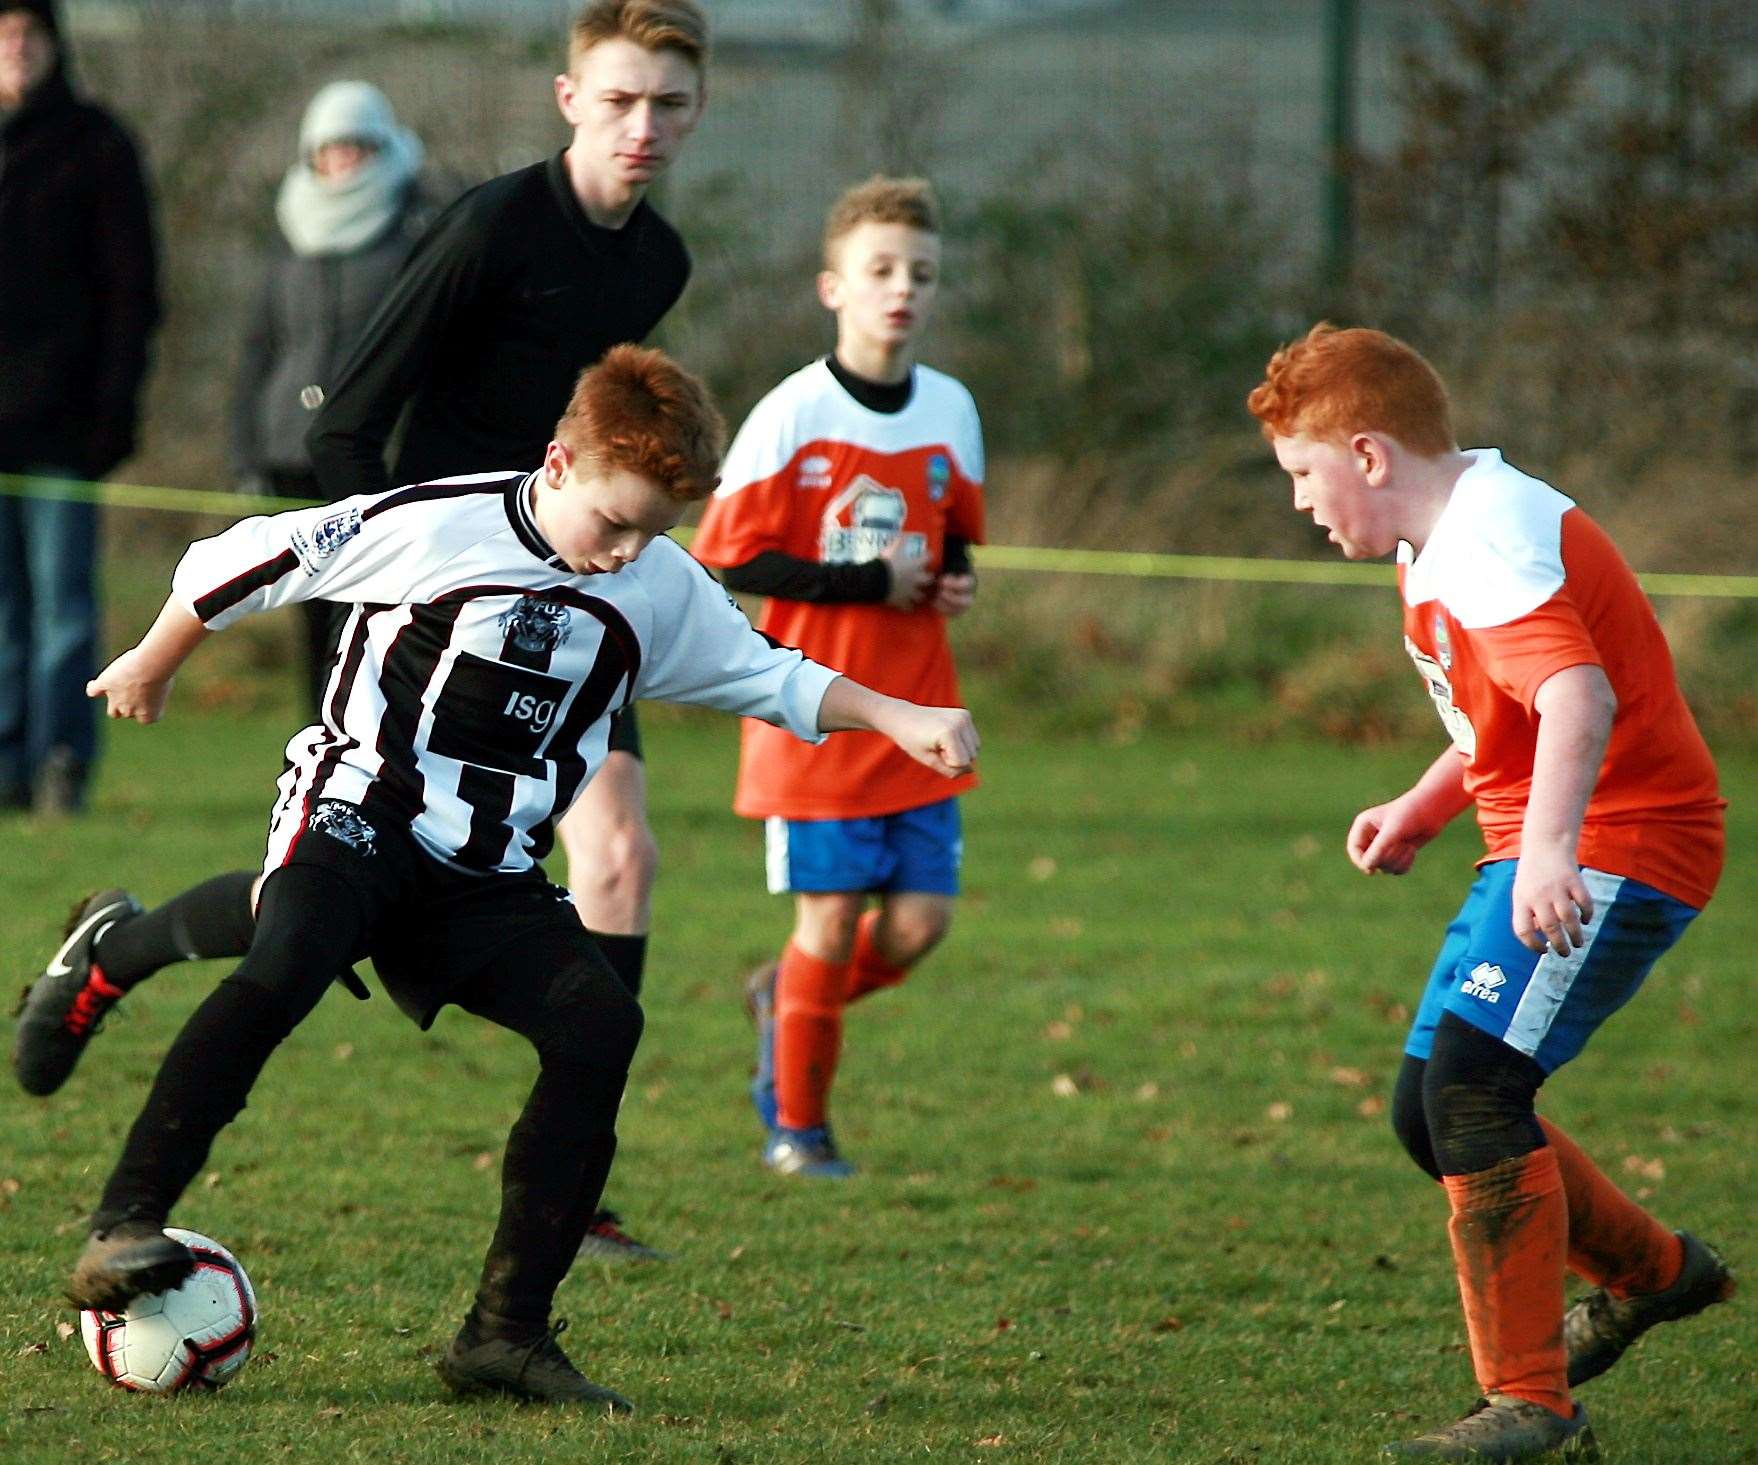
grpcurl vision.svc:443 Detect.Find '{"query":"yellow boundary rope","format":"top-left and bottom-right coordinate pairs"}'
top-left (5, 472), bottom-right (1754, 599)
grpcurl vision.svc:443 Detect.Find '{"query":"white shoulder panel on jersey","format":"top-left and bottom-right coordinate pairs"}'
top-left (1401, 449), bottom-right (1575, 629)
top-left (714, 360), bottom-right (983, 498)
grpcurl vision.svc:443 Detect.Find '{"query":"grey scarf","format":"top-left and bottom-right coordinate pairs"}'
top-left (275, 134), bottom-right (423, 257)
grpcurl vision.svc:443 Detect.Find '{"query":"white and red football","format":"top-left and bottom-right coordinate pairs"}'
top-left (79, 1228), bottom-right (258, 1393)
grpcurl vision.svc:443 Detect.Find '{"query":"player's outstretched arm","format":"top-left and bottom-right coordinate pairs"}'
top-left (1347, 746), bottom-right (1472, 876)
top-left (1512, 663), bottom-right (1616, 956)
top-left (87, 598), bottom-right (210, 725)
top-left (817, 677), bottom-right (978, 779)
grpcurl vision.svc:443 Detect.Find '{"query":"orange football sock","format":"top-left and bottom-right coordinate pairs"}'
top-left (1442, 1147), bottom-right (1572, 1420)
top-left (846, 910), bottom-right (906, 1003)
top-left (1538, 1117), bottom-right (1684, 1297)
top-left (773, 942), bottom-right (849, 1131)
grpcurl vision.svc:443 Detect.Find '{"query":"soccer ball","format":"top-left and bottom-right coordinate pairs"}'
top-left (79, 1228), bottom-right (258, 1393)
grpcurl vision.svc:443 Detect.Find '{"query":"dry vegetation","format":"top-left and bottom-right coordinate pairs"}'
top-left (75, 0), bottom-right (1758, 743)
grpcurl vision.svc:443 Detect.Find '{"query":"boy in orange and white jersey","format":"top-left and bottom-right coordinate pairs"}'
top-left (692, 176), bottom-right (984, 1178)
top-left (1249, 324), bottom-right (1733, 1462)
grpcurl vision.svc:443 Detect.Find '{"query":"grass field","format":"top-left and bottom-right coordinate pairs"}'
top-left (1, 697), bottom-right (1753, 1463)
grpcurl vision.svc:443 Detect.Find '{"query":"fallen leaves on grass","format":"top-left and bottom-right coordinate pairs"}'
top-left (56, 1322), bottom-right (74, 1341)
top-left (1265, 1101), bottom-right (1293, 1122)
top-left (1622, 1155), bottom-right (1665, 1183)
top-left (1152, 1316), bottom-right (1184, 1333)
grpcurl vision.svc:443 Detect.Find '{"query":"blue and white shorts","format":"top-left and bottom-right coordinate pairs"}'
top-left (764, 797), bottom-right (963, 896)
top-left (1406, 859), bottom-right (1700, 1074)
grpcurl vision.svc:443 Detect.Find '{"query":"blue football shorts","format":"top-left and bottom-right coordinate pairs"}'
top-left (763, 797), bottom-right (963, 896)
top-left (1405, 859), bottom-right (1701, 1074)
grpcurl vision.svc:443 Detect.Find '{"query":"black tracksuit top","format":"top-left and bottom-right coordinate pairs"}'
top-left (307, 151), bottom-right (689, 501)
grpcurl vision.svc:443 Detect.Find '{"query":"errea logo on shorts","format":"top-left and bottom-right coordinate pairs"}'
top-left (1461, 963), bottom-right (1507, 1003)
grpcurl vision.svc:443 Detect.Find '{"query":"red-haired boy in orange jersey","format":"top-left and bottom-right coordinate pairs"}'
top-left (1249, 324), bottom-right (1733, 1462)
top-left (693, 177), bottom-right (984, 1178)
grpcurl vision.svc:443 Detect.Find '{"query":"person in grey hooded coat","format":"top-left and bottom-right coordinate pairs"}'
top-left (229, 80), bottom-right (434, 711)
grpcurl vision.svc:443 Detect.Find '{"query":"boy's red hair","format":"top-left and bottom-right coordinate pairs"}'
top-left (1245, 323), bottom-right (1455, 457)
top-left (555, 344), bottom-right (724, 502)
top-left (568, 0), bottom-right (708, 72)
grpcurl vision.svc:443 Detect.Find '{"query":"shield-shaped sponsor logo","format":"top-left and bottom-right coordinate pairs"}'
top-left (1433, 614), bottom-right (1453, 671)
top-left (311, 507), bottom-right (362, 559)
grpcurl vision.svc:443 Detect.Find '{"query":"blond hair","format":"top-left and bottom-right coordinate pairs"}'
top-left (823, 175), bottom-right (941, 269)
top-left (568, 0), bottom-right (709, 73)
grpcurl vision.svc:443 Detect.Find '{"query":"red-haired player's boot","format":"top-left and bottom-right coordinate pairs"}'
top-left (1537, 1119), bottom-right (1735, 1386)
top-left (1384, 1148), bottom-right (1597, 1460)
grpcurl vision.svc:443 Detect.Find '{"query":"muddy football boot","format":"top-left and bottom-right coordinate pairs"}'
top-left (13, 889), bottom-right (141, 1096)
top-left (1381, 1393), bottom-right (1599, 1461)
top-left (1565, 1230), bottom-right (1735, 1386)
top-left (437, 1317), bottom-right (633, 1413)
top-left (1382, 1393), bottom-right (1599, 1461)
top-left (67, 1219), bottom-right (196, 1312)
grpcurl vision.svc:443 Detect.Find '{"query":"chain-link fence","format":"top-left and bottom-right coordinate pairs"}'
top-left (46, 0), bottom-right (1758, 739)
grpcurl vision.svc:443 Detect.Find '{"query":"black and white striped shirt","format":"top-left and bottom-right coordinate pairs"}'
top-left (172, 472), bottom-right (838, 875)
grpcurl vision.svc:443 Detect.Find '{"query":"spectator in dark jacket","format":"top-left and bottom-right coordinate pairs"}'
top-left (230, 80), bottom-right (431, 710)
top-left (0, 0), bottom-right (159, 812)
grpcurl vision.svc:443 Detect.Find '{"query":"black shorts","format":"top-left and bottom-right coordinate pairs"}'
top-left (606, 704), bottom-right (642, 760)
top-left (268, 799), bottom-right (611, 1030)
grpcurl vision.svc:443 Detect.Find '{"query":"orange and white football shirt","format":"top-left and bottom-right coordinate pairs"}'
top-left (1398, 449), bottom-right (1724, 909)
top-left (693, 359), bottom-right (985, 820)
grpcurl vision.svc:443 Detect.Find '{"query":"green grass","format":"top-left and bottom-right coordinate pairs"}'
top-left (2, 698), bottom-right (1754, 1463)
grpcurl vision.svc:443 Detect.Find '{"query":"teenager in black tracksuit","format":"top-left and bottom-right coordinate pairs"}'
top-left (10, 7), bottom-right (711, 1267)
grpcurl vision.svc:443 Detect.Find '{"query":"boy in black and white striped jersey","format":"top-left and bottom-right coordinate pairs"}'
top-left (62, 346), bottom-right (979, 1411)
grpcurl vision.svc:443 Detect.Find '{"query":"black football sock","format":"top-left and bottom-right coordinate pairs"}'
top-left (586, 931), bottom-right (647, 1000)
top-left (94, 871), bottom-right (258, 992)
top-left (92, 866), bottom-right (361, 1229)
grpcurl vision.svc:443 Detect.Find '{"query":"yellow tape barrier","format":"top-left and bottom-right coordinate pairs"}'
top-left (4, 472), bottom-right (1755, 600)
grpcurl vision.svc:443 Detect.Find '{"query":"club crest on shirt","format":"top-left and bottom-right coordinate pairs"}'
top-left (927, 453), bottom-right (951, 503)
top-left (819, 475), bottom-right (925, 565)
top-left (309, 800), bottom-right (377, 855)
top-left (291, 506), bottom-right (362, 573)
top-left (498, 595), bottom-right (572, 655)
